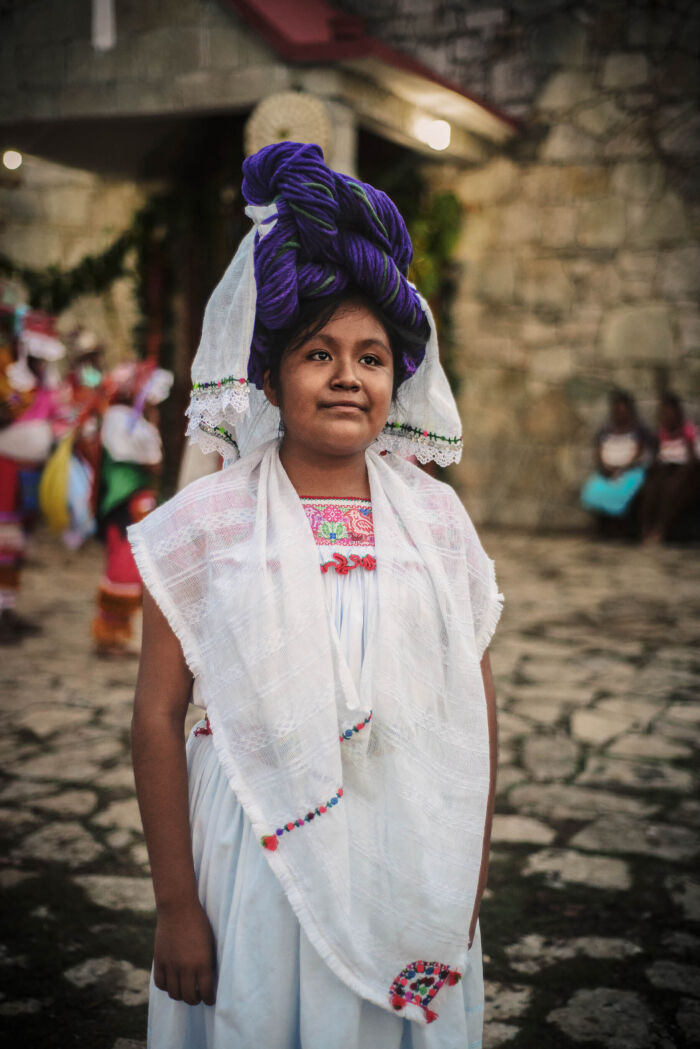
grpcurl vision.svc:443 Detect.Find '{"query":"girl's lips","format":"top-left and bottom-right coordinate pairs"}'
top-left (321, 402), bottom-right (367, 412)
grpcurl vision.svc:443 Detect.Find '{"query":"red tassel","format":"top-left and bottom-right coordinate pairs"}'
top-left (261, 835), bottom-right (278, 851)
top-left (425, 1008), bottom-right (438, 1024)
top-left (391, 994), bottom-right (405, 1011)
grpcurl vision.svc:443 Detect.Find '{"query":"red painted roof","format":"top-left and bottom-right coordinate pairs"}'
top-left (222, 0), bottom-right (519, 134)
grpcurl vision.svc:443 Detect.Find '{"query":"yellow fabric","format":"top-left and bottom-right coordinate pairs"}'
top-left (38, 432), bottom-right (74, 532)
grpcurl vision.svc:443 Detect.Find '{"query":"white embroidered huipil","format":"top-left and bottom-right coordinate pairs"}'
top-left (129, 440), bottom-right (502, 1046)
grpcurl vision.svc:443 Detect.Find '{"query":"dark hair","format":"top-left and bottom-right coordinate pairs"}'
top-left (263, 288), bottom-right (429, 401)
top-left (609, 388), bottom-right (636, 414)
top-left (661, 391), bottom-right (683, 415)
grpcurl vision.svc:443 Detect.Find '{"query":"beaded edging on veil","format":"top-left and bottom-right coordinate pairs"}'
top-left (185, 142), bottom-right (463, 467)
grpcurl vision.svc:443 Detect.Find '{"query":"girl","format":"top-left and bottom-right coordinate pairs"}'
top-left (130, 142), bottom-right (502, 1049)
top-left (641, 392), bottom-right (700, 543)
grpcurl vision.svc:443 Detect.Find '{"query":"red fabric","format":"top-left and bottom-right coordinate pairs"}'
top-left (0, 456), bottom-right (21, 514)
top-left (105, 523), bottom-right (141, 587)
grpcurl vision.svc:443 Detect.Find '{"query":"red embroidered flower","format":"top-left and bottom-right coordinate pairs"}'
top-left (323, 505), bottom-right (344, 523)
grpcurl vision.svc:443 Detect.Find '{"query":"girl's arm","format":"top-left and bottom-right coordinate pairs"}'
top-left (468, 650), bottom-right (498, 949)
top-left (131, 588), bottom-right (216, 1006)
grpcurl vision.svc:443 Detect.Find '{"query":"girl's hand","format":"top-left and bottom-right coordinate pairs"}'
top-left (153, 900), bottom-right (217, 1006)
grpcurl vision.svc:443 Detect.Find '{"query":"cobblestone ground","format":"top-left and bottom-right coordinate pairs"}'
top-left (1, 529), bottom-right (699, 1048)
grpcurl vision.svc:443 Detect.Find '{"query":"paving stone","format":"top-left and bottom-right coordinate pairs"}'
top-left (571, 814), bottom-right (698, 862)
top-left (482, 1021), bottom-right (519, 1046)
top-left (0, 999), bottom-right (43, 1015)
top-left (0, 869), bottom-right (38, 889)
top-left (677, 999), bottom-right (700, 1043)
top-left (0, 806), bottom-right (40, 828)
top-left (63, 956), bottom-right (150, 1006)
top-left (606, 733), bottom-right (691, 760)
top-left (508, 699), bottom-right (563, 725)
top-left (665, 703), bottom-right (700, 725)
top-left (484, 980), bottom-right (532, 1020)
top-left (522, 735), bottom-right (579, 781)
top-left (646, 960), bottom-right (700, 997)
top-left (74, 874), bottom-right (155, 913)
top-left (13, 822), bottom-right (104, 867)
top-left (509, 783), bottom-right (658, 822)
top-left (491, 814), bottom-right (555, 845)
top-left (0, 780), bottom-right (56, 803)
top-left (14, 704), bottom-right (92, 739)
top-left (665, 875), bottom-right (700, 922)
top-left (92, 798), bottom-right (142, 831)
top-left (674, 799), bottom-right (700, 827)
top-left (577, 757), bottom-right (692, 793)
top-left (547, 987), bottom-right (652, 1048)
top-left (31, 790), bottom-right (98, 817)
top-left (662, 931), bottom-right (700, 959)
top-left (130, 843), bottom-right (150, 867)
top-left (570, 709), bottom-right (639, 745)
top-left (506, 933), bottom-right (641, 975)
top-left (100, 765), bottom-right (136, 790)
top-left (18, 752), bottom-right (101, 784)
top-left (105, 829), bottom-right (134, 849)
top-left (523, 848), bottom-right (631, 891)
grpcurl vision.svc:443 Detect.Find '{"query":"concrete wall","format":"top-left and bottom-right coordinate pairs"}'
top-left (340, 0), bottom-right (700, 528)
top-left (0, 155), bottom-right (144, 361)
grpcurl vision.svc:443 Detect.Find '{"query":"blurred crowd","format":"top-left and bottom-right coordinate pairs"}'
top-left (581, 389), bottom-right (700, 544)
top-left (0, 292), bottom-right (172, 651)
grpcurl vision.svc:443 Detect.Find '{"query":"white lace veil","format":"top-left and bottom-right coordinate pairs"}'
top-left (186, 203), bottom-right (463, 467)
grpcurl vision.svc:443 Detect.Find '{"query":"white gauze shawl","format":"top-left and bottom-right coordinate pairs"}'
top-left (129, 439), bottom-right (502, 1026)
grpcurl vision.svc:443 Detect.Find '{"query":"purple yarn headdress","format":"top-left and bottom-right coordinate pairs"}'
top-left (186, 141), bottom-right (462, 466)
top-left (241, 141), bottom-right (427, 388)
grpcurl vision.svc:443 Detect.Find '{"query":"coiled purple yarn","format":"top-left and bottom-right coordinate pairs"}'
top-left (241, 141), bottom-right (427, 388)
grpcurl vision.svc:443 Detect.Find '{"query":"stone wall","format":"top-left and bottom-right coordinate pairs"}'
top-left (339, 0), bottom-right (700, 528)
top-left (0, 155), bottom-right (144, 361)
top-left (0, 0), bottom-right (284, 123)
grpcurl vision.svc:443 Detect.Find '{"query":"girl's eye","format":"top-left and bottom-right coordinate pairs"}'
top-left (308, 350), bottom-right (331, 361)
top-left (360, 354), bottom-right (382, 366)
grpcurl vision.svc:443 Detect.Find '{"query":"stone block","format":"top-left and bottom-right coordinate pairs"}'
top-left (455, 157), bottom-right (518, 206)
top-left (63, 957), bottom-right (149, 1007)
top-left (577, 755), bottom-right (692, 792)
top-left (522, 733), bottom-right (579, 781)
top-left (602, 53), bottom-right (649, 89)
top-left (658, 246), bottom-right (700, 300)
top-left (570, 814), bottom-right (698, 862)
top-left (659, 111), bottom-right (700, 157)
top-left (678, 310), bottom-right (700, 354)
top-left (131, 27), bottom-right (202, 82)
top-left (601, 305), bottom-right (675, 363)
top-left (529, 347), bottom-right (575, 383)
top-left (529, 16), bottom-right (588, 67)
top-left (611, 161), bottom-right (664, 201)
top-left (666, 874), bottom-right (700, 922)
top-left (536, 71), bottom-right (595, 112)
top-left (562, 165), bottom-right (611, 199)
top-left (490, 55), bottom-right (536, 104)
top-left (74, 875), bottom-right (155, 913)
top-left (509, 782), bottom-right (657, 822)
top-left (496, 202), bottom-right (542, 246)
top-left (538, 205), bottom-right (577, 247)
top-left (576, 197), bottom-right (626, 248)
top-left (604, 116), bottom-right (653, 159)
top-left (14, 821), bottom-right (104, 867)
top-left (574, 98), bottom-right (625, 138)
top-left (540, 125), bottom-right (598, 163)
top-left (627, 192), bottom-right (687, 247)
top-left (519, 165), bottom-right (564, 204)
top-left (519, 258), bottom-right (574, 310)
top-left (475, 254), bottom-right (516, 303)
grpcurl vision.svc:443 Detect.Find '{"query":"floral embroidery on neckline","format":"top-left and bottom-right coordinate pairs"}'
top-left (301, 497), bottom-right (375, 547)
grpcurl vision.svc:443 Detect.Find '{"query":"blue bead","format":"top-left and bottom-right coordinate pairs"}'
top-left (330, 797), bottom-right (337, 806)
top-left (276, 828), bottom-right (283, 836)
top-left (344, 730), bottom-right (353, 738)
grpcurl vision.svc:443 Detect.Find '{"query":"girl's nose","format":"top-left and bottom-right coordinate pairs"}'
top-left (330, 357), bottom-right (360, 389)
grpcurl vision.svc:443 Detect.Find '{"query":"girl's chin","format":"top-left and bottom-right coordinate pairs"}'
top-left (285, 420), bottom-right (384, 456)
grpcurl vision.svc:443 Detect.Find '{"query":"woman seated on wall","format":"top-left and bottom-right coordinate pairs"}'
top-left (641, 392), bottom-right (700, 544)
top-left (581, 390), bottom-right (652, 539)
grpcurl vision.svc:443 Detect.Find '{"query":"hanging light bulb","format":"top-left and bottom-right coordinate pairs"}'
top-left (2, 150), bottom-right (22, 170)
top-left (413, 117), bottom-right (451, 152)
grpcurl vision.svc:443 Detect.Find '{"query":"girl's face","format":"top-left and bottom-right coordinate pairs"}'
top-left (264, 302), bottom-right (394, 459)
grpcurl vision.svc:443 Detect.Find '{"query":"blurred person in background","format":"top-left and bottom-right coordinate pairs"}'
top-left (0, 306), bottom-right (66, 642)
top-left (641, 392), bottom-right (700, 544)
top-left (91, 362), bottom-right (172, 657)
top-left (581, 389), bottom-right (653, 540)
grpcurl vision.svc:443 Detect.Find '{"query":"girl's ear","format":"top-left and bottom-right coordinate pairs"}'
top-left (262, 368), bottom-right (279, 408)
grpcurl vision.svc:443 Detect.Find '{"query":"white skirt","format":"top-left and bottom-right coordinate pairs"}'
top-left (147, 728), bottom-right (485, 1049)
